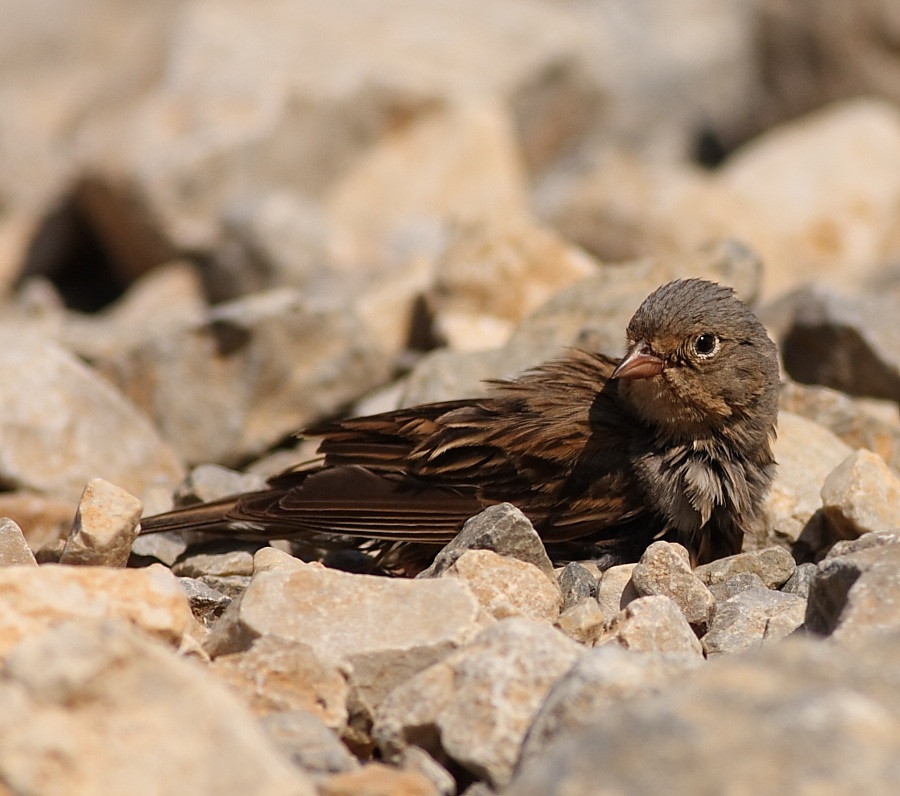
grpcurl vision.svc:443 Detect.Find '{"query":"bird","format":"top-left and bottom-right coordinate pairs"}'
top-left (138, 278), bottom-right (780, 572)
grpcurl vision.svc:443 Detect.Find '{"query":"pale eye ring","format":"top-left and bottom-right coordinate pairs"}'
top-left (693, 333), bottom-right (719, 358)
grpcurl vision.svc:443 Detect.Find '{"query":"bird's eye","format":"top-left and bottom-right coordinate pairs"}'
top-left (693, 333), bottom-right (719, 358)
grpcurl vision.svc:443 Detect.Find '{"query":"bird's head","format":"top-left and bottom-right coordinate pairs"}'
top-left (612, 278), bottom-right (779, 443)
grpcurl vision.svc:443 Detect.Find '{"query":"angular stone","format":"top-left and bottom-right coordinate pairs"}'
top-left (0, 619), bottom-right (315, 795)
top-left (260, 710), bottom-right (359, 775)
top-left (0, 517), bottom-right (37, 566)
top-left (173, 463), bottom-right (268, 506)
top-left (397, 747), bottom-right (456, 796)
top-left (211, 635), bottom-right (349, 730)
top-left (419, 503), bottom-right (554, 580)
top-left (821, 449), bottom-right (900, 539)
top-left (507, 633), bottom-right (900, 796)
top-left (318, 762), bottom-right (438, 796)
top-left (374, 618), bottom-right (582, 788)
top-left (205, 563), bottom-right (482, 714)
top-left (520, 646), bottom-right (703, 764)
top-left (759, 411), bottom-right (853, 552)
top-left (554, 598), bottom-right (607, 646)
top-left (600, 596), bottom-right (702, 658)
top-left (0, 491), bottom-right (74, 553)
top-left (707, 572), bottom-right (767, 603)
top-left (177, 577), bottom-right (232, 628)
top-left (595, 563), bottom-right (639, 617)
top-left (827, 530), bottom-right (900, 559)
top-left (0, 564), bottom-right (193, 659)
top-left (631, 542), bottom-right (714, 627)
top-left (702, 587), bottom-right (806, 657)
top-left (443, 549), bottom-right (561, 623)
top-left (557, 562), bottom-right (597, 612)
top-left (694, 546), bottom-right (796, 590)
top-left (172, 546), bottom-right (257, 578)
top-left (60, 478), bottom-right (143, 568)
top-left (806, 543), bottom-right (900, 642)
top-left (780, 562), bottom-right (817, 600)
top-left (99, 289), bottom-right (393, 465)
top-left (253, 545), bottom-right (306, 573)
top-left (0, 333), bottom-right (184, 501)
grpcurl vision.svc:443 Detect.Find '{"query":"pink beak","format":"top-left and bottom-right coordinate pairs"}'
top-left (611, 342), bottom-right (665, 380)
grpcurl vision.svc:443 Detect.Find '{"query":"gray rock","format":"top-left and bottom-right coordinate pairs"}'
top-left (821, 449), bottom-right (900, 539)
top-left (707, 572), bottom-right (767, 602)
top-left (198, 575), bottom-right (253, 600)
top-left (557, 562), bottom-right (597, 612)
top-left (60, 478), bottom-right (143, 568)
top-left (172, 547), bottom-right (257, 579)
top-left (702, 587), bottom-right (806, 657)
top-left (374, 618), bottom-right (582, 788)
top-left (177, 577), bottom-right (232, 628)
top-left (806, 542), bottom-right (900, 642)
top-left (419, 504), bottom-right (555, 581)
top-left (520, 646), bottom-right (703, 765)
top-left (507, 633), bottom-right (900, 796)
top-left (600, 596), bottom-right (703, 658)
top-left (694, 546), bottom-right (796, 590)
top-left (0, 619), bottom-right (315, 795)
top-left (260, 710), bottom-right (358, 775)
top-left (130, 531), bottom-right (188, 566)
top-left (174, 464), bottom-right (268, 506)
top-left (631, 541), bottom-right (715, 627)
top-left (99, 290), bottom-right (393, 465)
top-left (827, 530), bottom-right (900, 559)
top-left (0, 517), bottom-right (37, 566)
top-left (205, 563), bottom-right (482, 716)
top-left (780, 562), bottom-right (818, 600)
top-left (778, 286), bottom-right (900, 402)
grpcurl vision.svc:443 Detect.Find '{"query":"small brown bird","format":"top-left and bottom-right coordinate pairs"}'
top-left (139, 278), bottom-right (779, 570)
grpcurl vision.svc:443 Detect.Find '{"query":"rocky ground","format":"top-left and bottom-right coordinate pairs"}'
top-left (3, 1), bottom-right (900, 794)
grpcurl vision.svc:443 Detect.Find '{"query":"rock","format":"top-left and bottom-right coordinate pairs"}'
top-left (374, 618), bottom-right (582, 788)
top-left (0, 491), bottom-right (74, 553)
top-left (694, 546), bottom-right (796, 590)
top-left (554, 598), bottom-right (607, 646)
top-left (130, 530), bottom-right (188, 566)
top-left (520, 646), bottom-right (703, 765)
top-left (198, 574), bottom-right (252, 600)
top-left (173, 463), bottom-right (268, 506)
top-left (177, 577), bottom-right (232, 628)
top-left (318, 763), bottom-right (438, 796)
top-left (595, 563), bottom-right (639, 617)
top-left (702, 587), bottom-right (806, 657)
top-left (507, 633), bottom-right (900, 795)
top-left (0, 563), bottom-right (193, 659)
top-left (205, 563), bottom-right (482, 715)
top-left (821, 449), bottom-right (900, 539)
top-left (172, 546), bottom-right (257, 579)
top-left (631, 542), bottom-right (715, 627)
top-left (0, 517), bottom-right (37, 566)
top-left (707, 572), bottom-right (767, 603)
top-left (758, 411), bottom-right (853, 554)
top-left (0, 332), bottom-right (184, 501)
top-left (826, 530), bottom-right (900, 559)
top-left (397, 748), bottom-right (456, 796)
top-left (60, 478), bottom-right (143, 567)
top-left (253, 545), bottom-right (306, 573)
top-left (419, 503), bottom-right (555, 580)
top-left (260, 710), bottom-right (359, 775)
top-left (777, 285), bottom-right (900, 402)
top-left (557, 562), bottom-right (597, 612)
top-left (600, 596), bottom-right (703, 658)
top-left (806, 542), bottom-right (900, 642)
top-left (211, 635), bottom-right (349, 730)
top-left (442, 549), bottom-right (561, 623)
top-left (0, 619), bottom-right (315, 795)
top-left (99, 289), bottom-right (393, 465)
top-left (780, 562), bottom-right (818, 600)
top-left (779, 381), bottom-right (900, 473)
top-left (429, 218), bottom-right (595, 352)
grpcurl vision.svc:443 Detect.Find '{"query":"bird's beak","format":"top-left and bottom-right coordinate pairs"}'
top-left (611, 342), bottom-right (665, 380)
